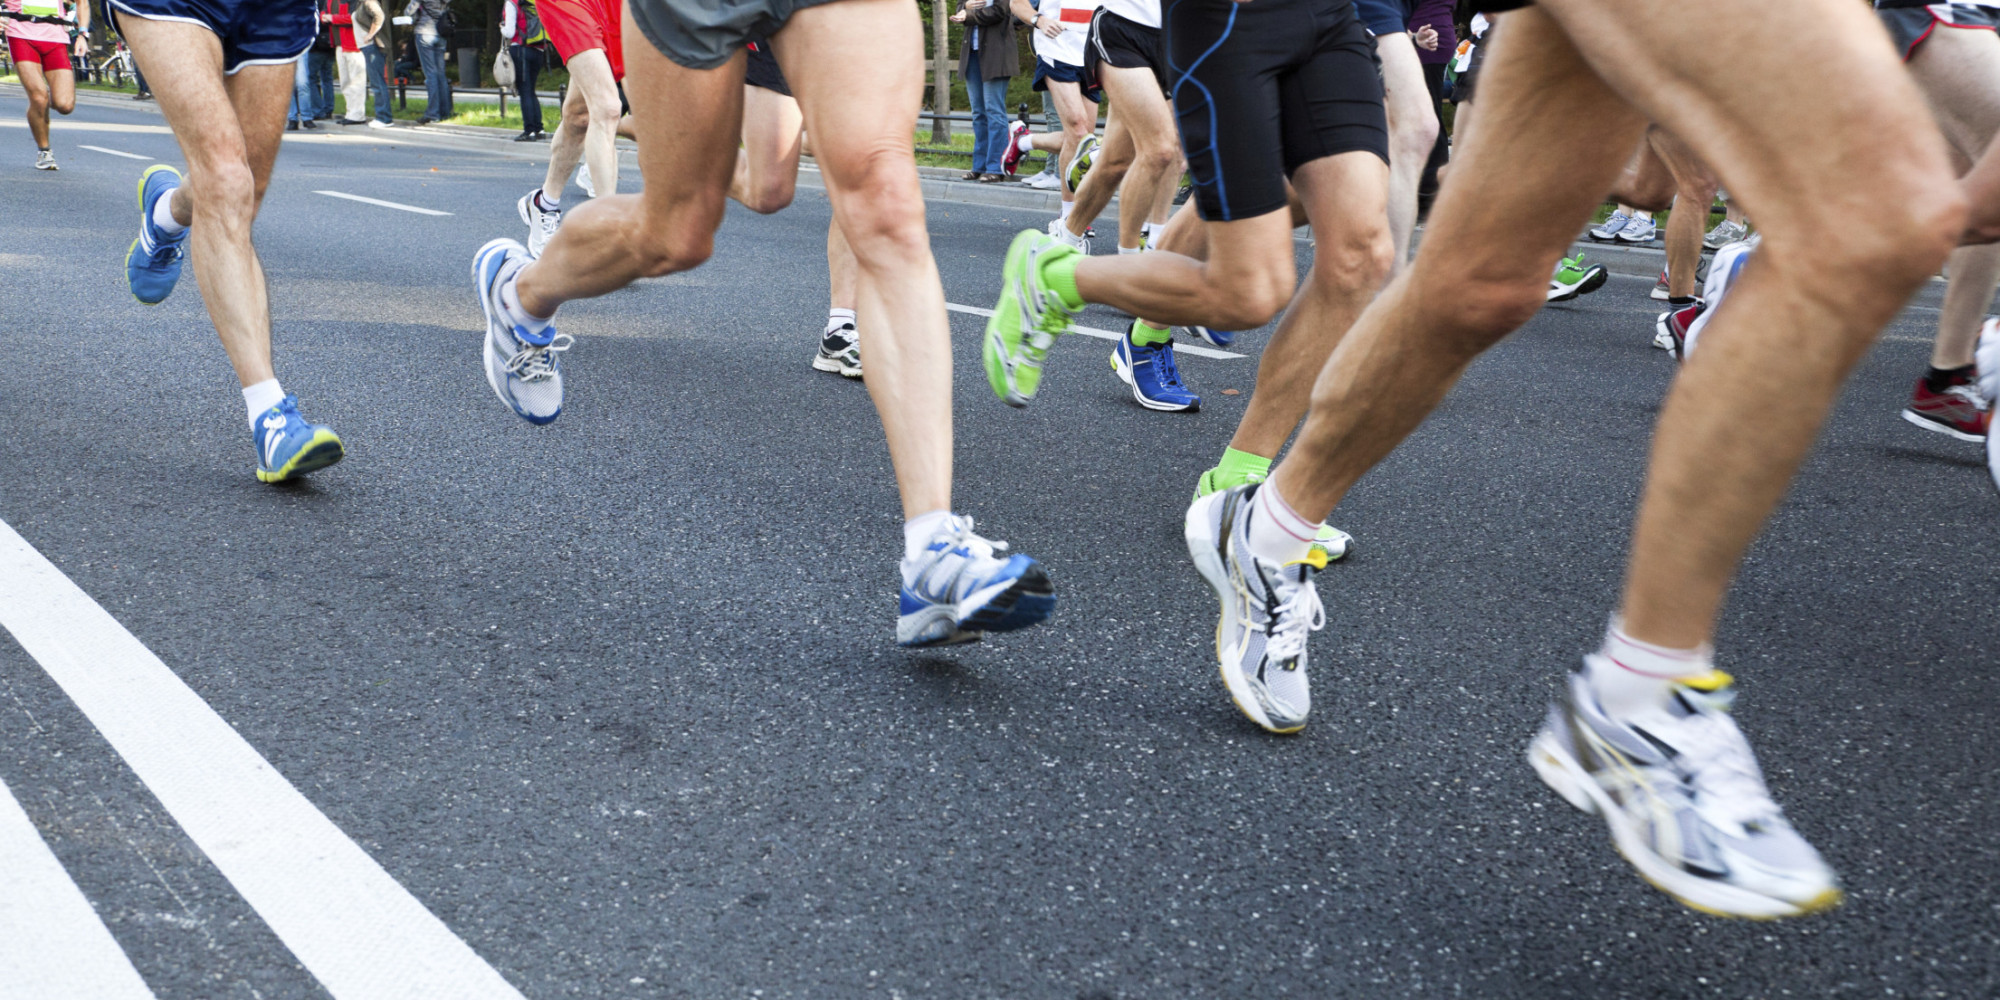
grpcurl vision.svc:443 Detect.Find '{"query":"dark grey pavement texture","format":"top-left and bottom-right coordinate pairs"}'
top-left (0, 93), bottom-right (1995, 1000)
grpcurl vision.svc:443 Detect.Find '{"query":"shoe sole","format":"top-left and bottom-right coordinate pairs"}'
top-left (1109, 349), bottom-right (1198, 412)
top-left (811, 353), bottom-right (864, 378)
top-left (1527, 727), bottom-right (1843, 920)
top-left (1547, 266), bottom-right (1608, 303)
top-left (1652, 312), bottom-right (1682, 355)
top-left (1649, 286), bottom-right (1671, 301)
top-left (256, 429), bottom-right (345, 483)
top-left (1183, 493), bottom-right (1302, 735)
top-left (1899, 407), bottom-right (1985, 443)
top-left (1616, 232), bottom-right (1657, 244)
top-left (897, 564), bottom-right (1055, 647)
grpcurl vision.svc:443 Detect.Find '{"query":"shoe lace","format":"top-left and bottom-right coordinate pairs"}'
top-left (1670, 683), bottom-right (1783, 827)
top-left (505, 332), bottom-right (573, 381)
top-left (1260, 565), bottom-right (1325, 663)
top-left (1944, 382), bottom-right (1990, 412)
top-left (1148, 341), bottom-right (1188, 390)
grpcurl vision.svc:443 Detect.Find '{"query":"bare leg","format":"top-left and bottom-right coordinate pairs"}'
top-left (1073, 210), bottom-right (1296, 329)
top-left (1646, 128), bottom-right (1716, 299)
top-left (1093, 64), bottom-right (1181, 251)
top-left (1378, 31), bottom-right (1440, 269)
top-left (1065, 106), bottom-right (1131, 235)
top-left (540, 50), bottom-right (620, 197)
top-left (828, 217), bottom-right (858, 312)
top-left (730, 82), bottom-right (805, 213)
top-left (123, 16), bottom-right (293, 387)
top-left (18, 60), bottom-right (52, 149)
top-left (1046, 78), bottom-right (1095, 203)
top-left (1908, 26), bottom-right (2000, 367)
top-left (47, 65), bottom-right (76, 114)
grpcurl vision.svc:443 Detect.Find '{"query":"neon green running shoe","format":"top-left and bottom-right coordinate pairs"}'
top-left (985, 228), bottom-right (1081, 407)
top-left (1546, 253), bottom-right (1608, 302)
top-left (1067, 133), bottom-right (1100, 192)
top-left (1192, 465), bottom-right (1353, 561)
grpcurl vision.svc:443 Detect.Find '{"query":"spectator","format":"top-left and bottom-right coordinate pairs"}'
top-left (955, 0), bottom-right (1016, 183)
top-left (326, 1), bottom-right (367, 124)
top-left (287, 53), bottom-right (320, 130)
top-left (353, 0), bottom-right (391, 127)
top-left (404, 0), bottom-right (451, 123)
top-left (1409, 0), bottom-right (1456, 209)
top-left (307, 6), bottom-right (337, 119)
top-left (501, 0), bottom-right (548, 141)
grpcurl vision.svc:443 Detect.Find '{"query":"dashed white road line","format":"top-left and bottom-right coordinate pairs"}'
top-left (0, 518), bottom-right (524, 1000)
top-left (79, 144), bottom-right (153, 160)
top-left (313, 190), bottom-right (452, 216)
top-left (0, 775), bottom-right (158, 1000)
top-left (945, 302), bottom-right (1245, 359)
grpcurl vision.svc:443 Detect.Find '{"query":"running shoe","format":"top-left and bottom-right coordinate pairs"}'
top-left (1683, 236), bottom-right (1758, 357)
top-left (517, 189), bottom-right (562, 258)
top-left (813, 322), bottom-right (864, 378)
top-left (251, 394), bottom-right (345, 484)
top-left (1046, 217), bottom-right (1090, 254)
top-left (1185, 485), bottom-right (1328, 734)
top-left (1704, 218), bottom-right (1749, 251)
top-left (1588, 211), bottom-right (1631, 242)
top-left (1650, 269), bottom-right (1671, 301)
top-left (127, 164), bottom-right (188, 305)
top-left (574, 162), bottom-right (595, 198)
top-left (1901, 372), bottom-right (1988, 442)
top-left (1615, 214), bottom-right (1658, 244)
top-left (1024, 169), bottom-right (1063, 190)
top-left (1002, 120), bottom-right (1030, 175)
top-left (1178, 325), bottom-right (1235, 348)
top-left (34, 148), bottom-right (57, 171)
top-left (1976, 318), bottom-right (2000, 491)
top-left (1528, 663), bottom-right (1843, 919)
top-left (1547, 254), bottom-right (1608, 302)
top-left (898, 514), bottom-right (1055, 647)
top-left (985, 229), bottom-right (1081, 407)
top-left (1653, 300), bottom-right (1703, 358)
top-left (473, 238), bottom-right (573, 424)
top-left (1192, 468), bottom-right (1352, 561)
top-left (1066, 133), bottom-right (1099, 191)
top-left (1110, 324), bottom-right (1199, 412)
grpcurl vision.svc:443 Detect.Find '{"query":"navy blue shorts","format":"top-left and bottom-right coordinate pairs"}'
top-left (109, 0), bottom-right (315, 75)
top-left (1032, 57), bottom-right (1101, 103)
top-left (1352, 0), bottom-right (1409, 35)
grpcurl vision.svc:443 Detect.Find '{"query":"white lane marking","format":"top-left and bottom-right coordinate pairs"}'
top-left (79, 144), bottom-right (153, 161)
top-left (0, 775), bottom-right (158, 1000)
top-left (946, 303), bottom-right (1244, 359)
top-left (0, 520), bottom-right (525, 1000)
top-left (312, 190), bottom-right (452, 216)
top-left (0, 120), bottom-right (176, 135)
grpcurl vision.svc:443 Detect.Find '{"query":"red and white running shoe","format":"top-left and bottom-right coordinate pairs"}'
top-left (1002, 121), bottom-right (1029, 176)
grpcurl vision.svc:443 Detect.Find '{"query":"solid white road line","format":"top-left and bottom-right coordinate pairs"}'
top-left (312, 190), bottom-right (452, 216)
top-left (945, 303), bottom-right (1245, 360)
top-left (0, 519), bottom-right (524, 1000)
top-left (79, 144), bottom-right (153, 161)
top-left (0, 775), bottom-right (158, 1000)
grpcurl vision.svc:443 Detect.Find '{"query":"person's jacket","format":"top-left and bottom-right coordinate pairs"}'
top-left (324, 1), bottom-right (359, 52)
top-left (958, 0), bottom-right (1016, 82)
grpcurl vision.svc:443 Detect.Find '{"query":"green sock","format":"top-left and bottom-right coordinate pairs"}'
top-left (1212, 447), bottom-right (1272, 488)
top-left (1130, 320), bottom-right (1171, 347)
top-left (1038, 251), bottom-right (1087, 311)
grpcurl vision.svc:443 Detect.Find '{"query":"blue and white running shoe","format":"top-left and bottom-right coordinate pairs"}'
top-left (127, 164), bottom-right (187, 305)
top-left (473, 238), bottom-right (572, 425)
top-left (252, 395), bottom-right (345, 483)
top-left (1682, 233), bottom-right (1758, 358)
top-left (898, 515), bottom-right (1055, 647)
top-left (1177, 325), bottom-right (1235, 348)
top-left (1110, 324), bottom-right (1200, 411)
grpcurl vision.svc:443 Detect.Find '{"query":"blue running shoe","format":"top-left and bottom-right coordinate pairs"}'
top-left (898, 515), bottom-right (1055, 647)
top-left (1110, 323), bottom-right (1200, 412)
top-left (253, 395), bottom-right (345, 483)
top-left (1178, 325), bottom-right (1236, 348)
top-left (127, 164), bottom-right (187, 305)
top-left (473, 237), bottom-right (572, 424)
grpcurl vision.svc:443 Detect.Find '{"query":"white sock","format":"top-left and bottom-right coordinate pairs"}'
top-left (903, 510), bottom-right (953, 563)
top-left (1585, 616), bottom-right (1712, 714)
top-left (535, 187), bottom-right (560, 211)
top-left (1058, 200), bottom-right (1073, 222)
top-left (1118, 244), bottom-right (1144, 255)
top-left (500, 273), bottom-right (555, 333)
top-left (242, 378), bottom-right (285, 428)
top-left (1242, 483), bottom-right (1318, 567)
top-left (152, 193), bottom-right (187, 234)
top-left (826, 308), bottom-right (857, 335)
top-left (1017, 134), bottom-right (1035, 154)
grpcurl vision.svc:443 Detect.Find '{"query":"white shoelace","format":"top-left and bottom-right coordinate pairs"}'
top-left (505, 333), bottom-right (573, 381)
top-left (1260, 567), bottom-right (1324, 662)
top-left (1668, 688), bottom-right (1782, 827)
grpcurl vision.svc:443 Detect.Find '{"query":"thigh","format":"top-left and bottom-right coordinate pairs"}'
top-left (1098, 62), bottom-right (1174, 145)
top-left (117, 16), bottom-right (248, 168)
top-left (774, 0), bottom-right (925, 191)
top-left (1292, 147), bottom-right (1391, 251)
top-left (1049, 79), bottom-right (1093, 130)
top-left (14, 57), bottom-right (50, 99)
top-left (740, 81), bottom-right (803, 176)
top-left (1908, 22), bottom-right (2000, 160)
top-left (1374, 27), bottom-right (1430, 126)
top-left (621, 4), bottom-right (745, 228)
top-left (1645, 126), bottom-right (1715, 196)
top-left (224, 63), bottom-right (300, 201)
top-left (45, 67), bottom-right (74, 106)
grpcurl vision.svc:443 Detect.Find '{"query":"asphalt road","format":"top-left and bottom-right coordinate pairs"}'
top-left (0, 90), bottom-right (1995, 1000)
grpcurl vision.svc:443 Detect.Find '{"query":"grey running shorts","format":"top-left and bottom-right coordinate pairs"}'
top-left (628, 0), bottom-right (843, 70)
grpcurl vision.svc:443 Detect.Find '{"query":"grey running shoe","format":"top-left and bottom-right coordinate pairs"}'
top-left (1185, 485), bottom-right (1328, 734)
top-left (517, 189), bottom-right (561, 258)
top-left (813, 322), bottom-right (864, 378)
top-left (1529, 662), bottom-right (1842, 919)
top-left (1615, 214), bottom-right (1658, 243)
top-left (34, 149), bottom-right (57, 171)
top-left (1703, 218), bottom-right (1749, 250)
top-left (1589, 211), bottom-right (1631, 241)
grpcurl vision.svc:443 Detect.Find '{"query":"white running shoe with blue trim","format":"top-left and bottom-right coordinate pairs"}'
top-left (1185, 485), bottom-right (1328, 734)
top-left (473, 238), bottom-right (573, 425)
top-left (898, 515), bottom-right (1055, 647)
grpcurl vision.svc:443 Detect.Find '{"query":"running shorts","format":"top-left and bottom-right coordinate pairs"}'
top-left (5, 34), bottom-right (71, 71)
top-left (1876, 2), bottom-right (2000, 61)
top-left (1168, 0), bottom-right (1388, 221)
top-left (1084, 7), bottom-right (1168, 93)
top-left (1031, 56), bottom-right (1100, 102)
top-left (744, 37), bottom-right (789, 95)
top-left (1352, 0), bottom-right (1408, 36)
top-left (540, 0), bottom-right (623, 80)
top-left (106, 0), bottom-right (314, 75)
top-left (627, 0), bottom-right (841, 70)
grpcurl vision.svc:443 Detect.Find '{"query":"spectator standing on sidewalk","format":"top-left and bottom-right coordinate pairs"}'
top-left (353, 0), bottom-right (392, 127)
top-left (405, 0), bottom-right (451, 123)
top-left (307, 5), bottom-right (337, 119)
top-left (1408, 0), bottom-right (1454, 210)
top-left (501, 0), bottom-right (548, 141)
top-left (287, 52), bottom-right (320, 130)
top-left (327, 1), bottom-right (367, 124)
top-left (956, 0), bottom-right (1017, 182)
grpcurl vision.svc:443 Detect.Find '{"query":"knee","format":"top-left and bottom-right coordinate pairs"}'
top-left (26, 88), bottom-right (48, 111)
top-left (195, 159), bottom-right (258, 220)
top-left (1445, 274), bottom-right (1546, 346)
top-left (740, 178), bottom-right (796, 215)
top-left (1391, 107), bottom-right (1440, 158)
top-left (1212, 267), bottom-right (1297, 330)
top-left (1063, 120), bottom-right (1093, 145)
top-left (1138, 138), bottom-right (1180, 174)
top-left (51, 93), bottom-right (75, 115)
top-left (1832, 184), bottom-right (1966, 288)
top-left (1316, 223), bottom-right (1396, 294)
top-left (634, 219), bottom-right (716, 277)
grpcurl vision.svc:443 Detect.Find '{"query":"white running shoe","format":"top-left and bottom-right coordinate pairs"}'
top-left (897, 515), bottom-right (1055, 647)
top-left (1046, 217), bottom-right (1089, 254)
top-left (1683, 234), bottom-right (1759, 358)
top-left (367, 118), bottom-right (394, 130)
top-left (574, 162), bottom-right (595, 198)
top-left (1529, 663), bottom-right (1843, 919)
top-left (813, 322), bottom-right (864, 378)
top-left (1024, 170), bottom-right (1063, 190)
top-left (517, 189), bottom-right (561, 258)
top-left (34, 149), bottom-right (57, 171)
top-left (1185, 485), bottom-right (1328, 734)
top-left (473, 238), bottom-right (573, 424)
top-left (1588, 211), bottom-right (1630, 241)
top-left (1975, 317), bottom-right (2000, 491)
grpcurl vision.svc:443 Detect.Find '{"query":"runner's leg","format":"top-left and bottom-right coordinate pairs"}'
top-left (1096, 64), bottom-right (1178, 250)
top-left (47, 64), bottom-right (75, 115)
top-left (731, 81), bottom-right (805, 212)
top-left (1647, 129), bottom-right (1715, 299)
top-left (1066, 106), bottom-right (1131, 235)
top-left (1047, 78), bottom-right (1094, 198)
top-left (18, 59), bottom-right (52, 150)
top-left (1378, 30), bottom-right (1439, 268)
top-left (1907, 25), bottom-right (2000, 371)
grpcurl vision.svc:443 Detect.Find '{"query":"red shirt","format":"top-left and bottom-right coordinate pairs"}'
top-left (323, 1), bottom-right (358, 51)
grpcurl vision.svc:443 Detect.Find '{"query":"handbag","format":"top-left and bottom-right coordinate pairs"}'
top-left (494, 46), bottom-right (515, 91)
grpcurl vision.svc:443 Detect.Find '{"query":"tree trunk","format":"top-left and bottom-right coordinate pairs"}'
top-left (931, 0), bottom-right (950, 144)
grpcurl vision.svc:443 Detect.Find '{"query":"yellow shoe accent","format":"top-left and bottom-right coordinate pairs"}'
top-left (255, 428), bottom-right (345, 484)
top-left (1677, 669), bottom-right (1734, 692)
top-left (1285, 547), bottom-right (1329, 572)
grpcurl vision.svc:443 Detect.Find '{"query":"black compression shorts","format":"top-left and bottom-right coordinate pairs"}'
top-left (1085, 8), bottom-right (1169, 93)
top-left (745, 38), bottom-right (791, 95)
top-left (1166, 0), bottom-right (1388, 221)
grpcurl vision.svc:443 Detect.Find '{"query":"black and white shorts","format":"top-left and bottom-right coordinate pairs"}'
top-left (1084, 8), bottom-right (1169, 93)
top-left (1876, 2), bottom-right (2000, 61)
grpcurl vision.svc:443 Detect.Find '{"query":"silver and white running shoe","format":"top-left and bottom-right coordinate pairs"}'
top-left (34, 149), bottom-right (57, 171)
top-left (1046, 217), bottom-right (1090, 254)
top-left (1185, 485), bottom-right (1328, 734)
top-left (1703, 218), bottom-right (1749, 251)
top-left (1975, 316), bottom-right (2000, 491)
top-left (898, 515), bottom-right (1055, 647)
top-left (1529, 662), bottom-right (1843, 919)
top-left (813, 322), bottom-right (864, 378)
top-left (1589, 211), bottom-right (1631, 241)
top-left (574, 161), bottom-right (596, 198)
top-left (517, 189), bottom-right (562, 258)
top-left (1682, 234), bottom-right (1759, 358)
top-left (1616, 214), bottom-right (1659, 243)
top-left (1024, 167), bottom-right (1063, 190)
top-left (473, 238), bottom-right (572, 424)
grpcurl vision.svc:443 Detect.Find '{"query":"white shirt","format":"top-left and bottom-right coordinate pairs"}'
top-left (1033, 0), bottom-right (1098, 67)
top-left (1098, 0), bottom-right (1158, 30)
